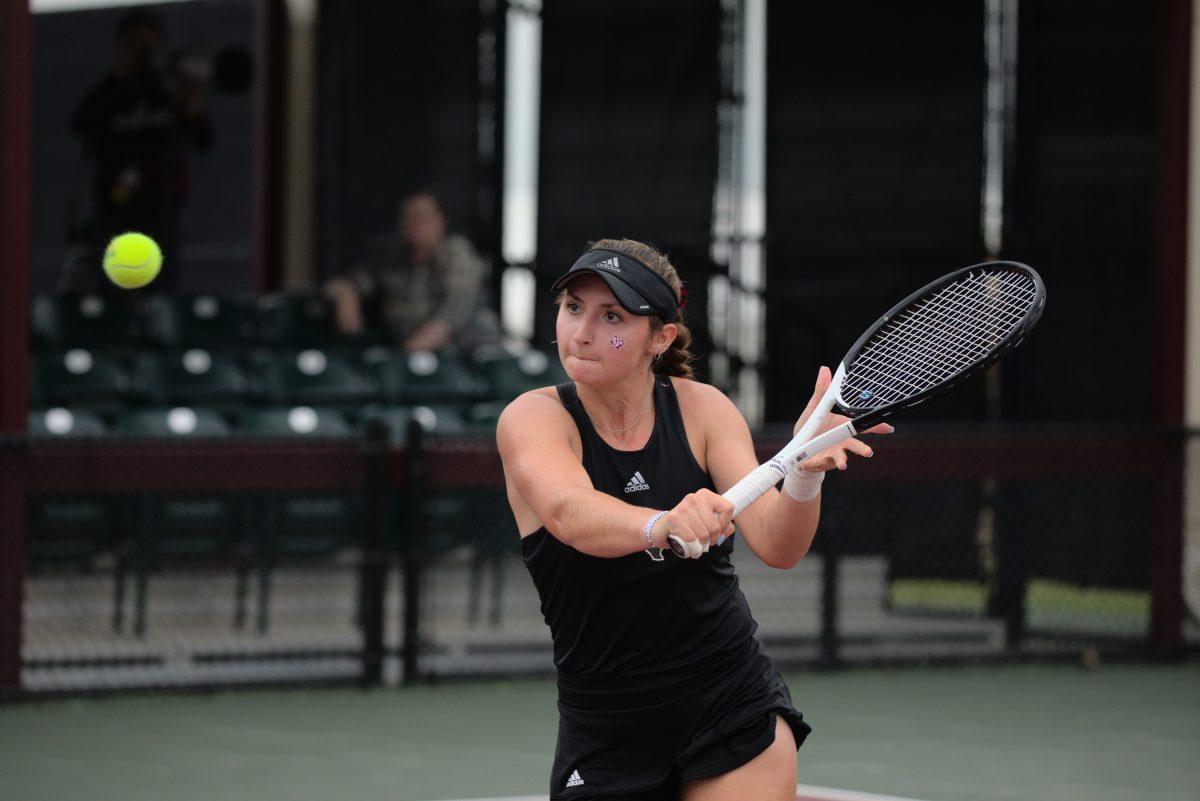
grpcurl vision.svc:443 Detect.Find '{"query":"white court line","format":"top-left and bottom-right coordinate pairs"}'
top-left (795, 784), bottom-right (935, 801)
top-left (417, 797), bottom-right (545, 801)
top-left (423, 785), bottom-right (933, 801)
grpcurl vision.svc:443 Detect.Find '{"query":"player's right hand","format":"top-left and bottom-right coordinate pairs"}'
top-left (653, 489), bottom-right (735, 559)
top-left (794, 366), bottom-right (893, 472)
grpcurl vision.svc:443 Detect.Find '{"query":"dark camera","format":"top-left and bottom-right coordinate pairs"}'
top-left (169, 46), bottom-right (254, 94)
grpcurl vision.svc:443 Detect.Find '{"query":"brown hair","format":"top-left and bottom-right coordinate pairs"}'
top-left (557, 238), bottom-right (696, 379)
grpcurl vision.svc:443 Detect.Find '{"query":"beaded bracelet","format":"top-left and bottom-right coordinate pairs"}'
top-left (643, 511), bottom-right (668, 550)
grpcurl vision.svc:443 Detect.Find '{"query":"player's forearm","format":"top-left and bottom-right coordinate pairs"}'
top-left (758, 489), bottom-right (821, 569)
top-left (548, 488), bottom-right (656, 558)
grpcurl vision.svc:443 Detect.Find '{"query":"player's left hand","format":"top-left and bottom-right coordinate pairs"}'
top-left (792, 365), bottom-right (894, 473)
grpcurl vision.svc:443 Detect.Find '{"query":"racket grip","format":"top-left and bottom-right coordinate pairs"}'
top-left (667, 534), bottom-right (688, 558)
top-left (715, 420), bottom-right (858, 547)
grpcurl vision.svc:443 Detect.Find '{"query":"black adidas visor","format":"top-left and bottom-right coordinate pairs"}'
top-left (550, 248), bottom-right (679, 322)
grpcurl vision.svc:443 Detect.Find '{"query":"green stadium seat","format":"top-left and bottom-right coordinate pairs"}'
top-left (26, 409), bottom-right (115, 568)
top-left (108, 407), bottom-right (247, 636)
top-left (355, 400), bottom-right (508, 626)
top-left (27, 407), bottom-right (109, 438)
top-left (30, 294), bottom-right (58, 345)
top-left (133, 349), bottom-right (253, 410)
top-left (357, 404), bottom-right (466, 443)
top-left (236, 406), bottom-right (355, 437)
top-left (461, 490), bottom-right (520, 626)
top-left (250, 489), bottom-right (362, 634)
top-left (144, 293), bottom-right (258, 347)
top-left (28, 362), bottom-right (45, 407)
top-left (124, 492), bottom-right (251, 637)
top-left (364, 346), bottom-right (488, 404)
top-left (34, 348), bottom-right (136, 410)
top-left (256, 293), bottom-right (337, 346)
top-left (233, 402), bottom-right (360, 632)
top-left (257, 290), bottom-right (389, 348)
top-left (113, 406), bottom-right (232, 438)
top-left (465, 400), bottom-right (506, 430)
top-left (26, 407), bottom-right (122, 628)
top-left (411, 486), bottom-right (516, 627)
top-left (27, 496), bottom-right (115, 568)
top-left (471, 344), bottom-right (567, 400)
top-left (46, 293), bottom-right (144, 346)
top-left (251, 348), bottom-right (377, 406)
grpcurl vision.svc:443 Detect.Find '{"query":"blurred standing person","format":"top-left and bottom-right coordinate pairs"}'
top-left (325, 190), bottom-right (500, 353)
top-left (67, 10), bottom-right (214, 293)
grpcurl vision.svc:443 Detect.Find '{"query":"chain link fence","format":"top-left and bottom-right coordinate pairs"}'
top-left (3, 426), bottom-right (1197, 697)
top-left (407, 426), bottom-right (1199, 676)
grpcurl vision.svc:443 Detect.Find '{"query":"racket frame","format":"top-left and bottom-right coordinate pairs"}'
top-left (669, 261), bottom-right (1045, 558)
top-left (834, 260), bottom-right (1046, 432)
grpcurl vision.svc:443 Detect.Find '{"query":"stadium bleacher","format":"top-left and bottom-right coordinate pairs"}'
top-left (27, 290), bottom-right (566, 440)
top-left (25, 290), bottom-right (565, 636)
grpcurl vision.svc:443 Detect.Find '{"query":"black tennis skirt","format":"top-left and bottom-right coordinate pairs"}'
top-left (548, 637), bottom-right (810, 800)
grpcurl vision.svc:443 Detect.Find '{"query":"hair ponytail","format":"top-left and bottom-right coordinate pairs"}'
top-left (655, 310), bottom-right (695, 379)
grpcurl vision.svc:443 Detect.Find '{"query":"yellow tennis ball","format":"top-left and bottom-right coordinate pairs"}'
top-left (103, 232), bottom-right (162, 289)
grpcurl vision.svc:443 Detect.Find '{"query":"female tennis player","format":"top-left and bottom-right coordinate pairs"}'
top-left (497, 239), bottom-right (892, 801)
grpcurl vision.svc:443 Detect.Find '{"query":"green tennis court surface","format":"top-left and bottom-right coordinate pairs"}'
top-left (2, 664), bottom-right (1196, 801)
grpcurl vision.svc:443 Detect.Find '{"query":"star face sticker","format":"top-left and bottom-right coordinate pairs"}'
top-left (609, 334), bottom-right (625, 350)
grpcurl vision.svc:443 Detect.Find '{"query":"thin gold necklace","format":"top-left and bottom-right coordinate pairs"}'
top-left (589, 392), bottom-right (653, 434)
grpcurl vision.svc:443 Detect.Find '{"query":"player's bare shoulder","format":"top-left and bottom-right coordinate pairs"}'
top-left (496, 387), bottom-right (576, 452)
top-left (668, 375), bottom-right (742, 427)
top-left (498, 386), bottom-right (567, 424)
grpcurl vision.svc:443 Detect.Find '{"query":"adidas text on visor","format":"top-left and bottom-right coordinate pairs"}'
top-left (551, 248), bottom-right (679, 323)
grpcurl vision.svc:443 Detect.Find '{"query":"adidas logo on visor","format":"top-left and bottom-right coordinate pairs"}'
top-left (595, 257), bottom-right (621, 273)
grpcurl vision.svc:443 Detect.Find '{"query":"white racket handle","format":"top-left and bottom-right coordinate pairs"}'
top-left (712, 420), bottom-right (857, 550)
top-left (725, 363), bottom-right (845, 517)
top-left (669, 364), bottom-right (853, 557)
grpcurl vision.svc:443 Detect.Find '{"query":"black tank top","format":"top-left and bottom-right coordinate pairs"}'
top-left (521, 377), bottom-right (758, 677)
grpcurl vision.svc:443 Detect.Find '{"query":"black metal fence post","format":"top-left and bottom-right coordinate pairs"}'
top-left (820, 538), bottom-right (841, 666)
top-left (360, 419), bottom-right (391, 687)
top-left (0, 437), bottom-right (27, 699)
top-left (401, 419), bottom-right (426, 685)
top-left (995, 504), bottom-right (1027, 650)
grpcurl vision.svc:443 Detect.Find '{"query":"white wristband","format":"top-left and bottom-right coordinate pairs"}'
top-left (783, 467), bottom-right (824, 503)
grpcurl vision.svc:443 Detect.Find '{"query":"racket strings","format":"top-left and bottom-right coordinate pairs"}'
top-left (857, 286), bottom-right (1028, 385)
top-left (851, 271), bottom-right (1034, 401)
top-left (843, 269), bottom-right (1037, 408)
top-left (855, 275), bottom-right (1032, 398)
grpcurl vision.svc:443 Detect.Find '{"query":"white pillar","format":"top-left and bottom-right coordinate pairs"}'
top-left (1183, 0), bottom-right (1200, 628)
top-left (500, 1), bottom-right (542, 345)
top-left (737, 0), bottom-right (767, 426)
top-left (712, 0), bottom-right (767, 423)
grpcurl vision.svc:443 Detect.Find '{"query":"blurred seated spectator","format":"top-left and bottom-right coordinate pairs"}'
top-left (324, 190), bottom-right (500, 354)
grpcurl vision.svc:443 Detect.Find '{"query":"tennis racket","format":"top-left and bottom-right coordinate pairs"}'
top-left (666, 260), bottom-right (1045, 558)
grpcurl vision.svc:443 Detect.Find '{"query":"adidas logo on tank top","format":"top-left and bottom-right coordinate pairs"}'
top-left (565, 769), bottom-right (585, 787)
top-left (624, 471), bottom-right (650, 493)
